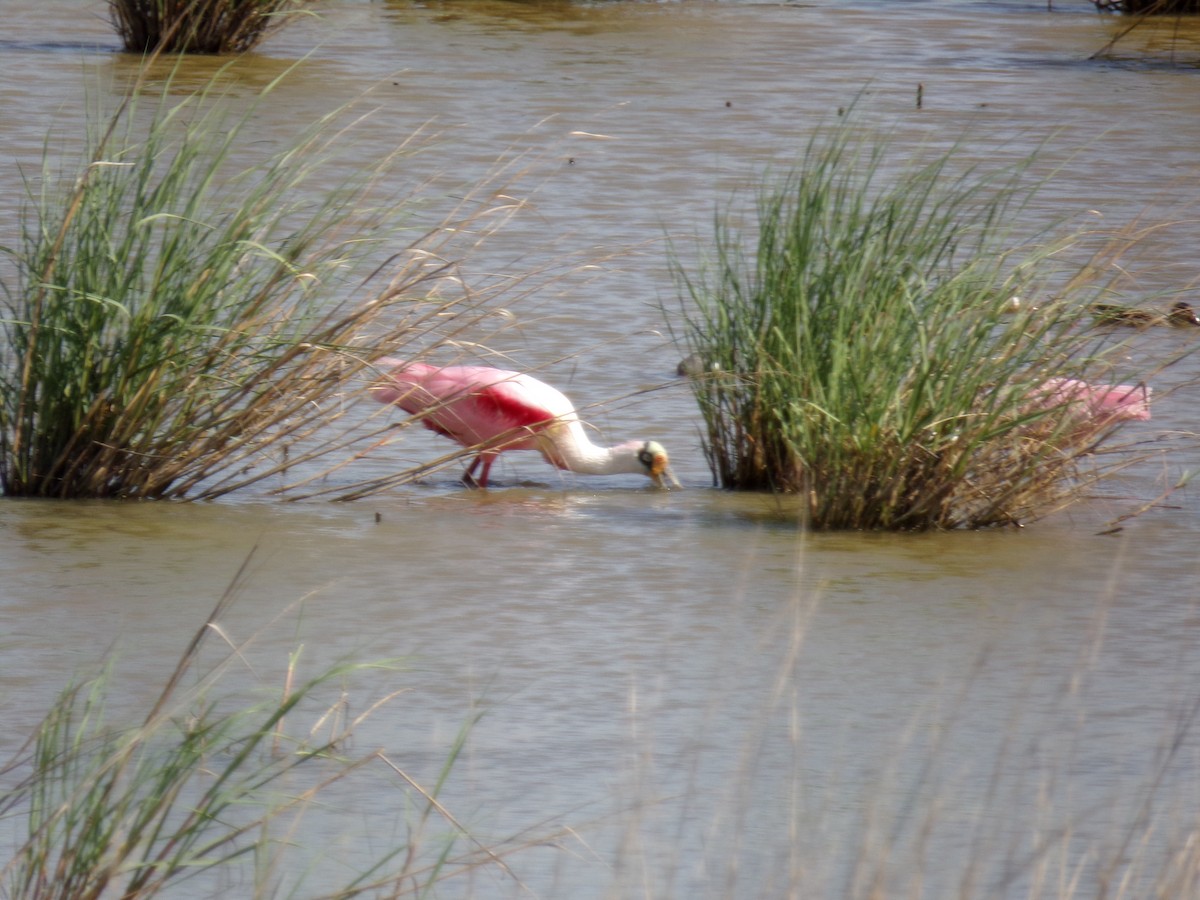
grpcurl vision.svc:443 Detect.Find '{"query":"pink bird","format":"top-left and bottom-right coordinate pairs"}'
top-left (372, 361), bottom-right (675, 488)
top-left (1030, 377), bottom-right (1151, 428)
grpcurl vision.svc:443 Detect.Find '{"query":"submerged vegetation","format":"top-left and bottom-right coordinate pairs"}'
top-left (676, 123), bottom-right (1165, 530)
top-left (0, 69), bottom-right (525, 501)
top-left (108, 0), bottom-right (309, 54)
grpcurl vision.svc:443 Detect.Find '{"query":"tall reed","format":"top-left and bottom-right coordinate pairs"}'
top-left (0, 69), bottom-right (524, 500)
top-left (675, 123), bottom-right (1158, 529)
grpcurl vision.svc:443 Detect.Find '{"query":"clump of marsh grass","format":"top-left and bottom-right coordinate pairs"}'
top-left (0, 554), bottom-right (547, 898)
top-left (675, 123), bottom-right (1165, 530)
top-left (108, 0), bottom-right (309, 54)
top-left (0, 68), bottom-right (528, 500)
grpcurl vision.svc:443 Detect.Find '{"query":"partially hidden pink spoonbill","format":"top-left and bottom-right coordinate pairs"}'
top-left (372, 361), bottom-right (676, 488)
top-left (1030, 377), bottom-right (1151, 429)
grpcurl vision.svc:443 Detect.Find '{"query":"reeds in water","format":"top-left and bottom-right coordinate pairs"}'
top-left (675, 124), bottom-right (1158, 529)
top-left (0, 70), bottom-right (525, 500)
top-left (108, 0), bottom-right (307, 54)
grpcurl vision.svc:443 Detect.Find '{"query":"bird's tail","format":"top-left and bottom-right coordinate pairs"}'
top-left (374, 356), bottom-right (407, 372)
top-left (368, 358), bottom-right (432, 408)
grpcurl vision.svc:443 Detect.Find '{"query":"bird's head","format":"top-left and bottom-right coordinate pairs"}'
top-left (637, 440), bottom-right (679, 488)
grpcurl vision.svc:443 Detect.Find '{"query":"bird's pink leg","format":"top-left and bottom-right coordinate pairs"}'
top-left (462, 455), bottom-right (483, 488)
top-left (461, 453), bottom-right (496, 488)
top-left (476, 453), bottom-right (496, 488)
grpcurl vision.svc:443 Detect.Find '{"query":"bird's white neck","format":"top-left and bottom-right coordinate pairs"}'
top-left (539, 422), bottom-right (648, 477)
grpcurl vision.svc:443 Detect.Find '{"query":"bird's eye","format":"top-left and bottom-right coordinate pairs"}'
top-left (637, 443), bottom-right (654, 468)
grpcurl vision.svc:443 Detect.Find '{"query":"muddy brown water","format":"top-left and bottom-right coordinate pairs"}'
top-left (3, 2), bottom-right (1200, 896)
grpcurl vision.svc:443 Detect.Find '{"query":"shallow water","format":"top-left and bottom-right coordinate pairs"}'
top-left (3, 2), bottom-right (1200, 897)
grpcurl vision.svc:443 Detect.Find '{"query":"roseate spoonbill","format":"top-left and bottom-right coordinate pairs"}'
top-left (1032, 377), bottom-right (1151, 427)
top-left (372, 361), bottom-right (676, 488)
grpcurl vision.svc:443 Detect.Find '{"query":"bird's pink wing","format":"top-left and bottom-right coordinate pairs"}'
top-left (1037, 377), bottom-right (1152, 423)
top-left (1085, 383), bottom-right (1151, 421)
top-left (377, 365), bottom-right (566, 449)
top-left (445, 379), bottom-right (563, 449)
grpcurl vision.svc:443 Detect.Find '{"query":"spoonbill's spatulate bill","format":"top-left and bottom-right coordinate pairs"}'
top-left (373, 361), bottom-right (675, 488)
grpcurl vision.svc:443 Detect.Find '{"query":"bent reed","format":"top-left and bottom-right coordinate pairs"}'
top-left (676, 123), bottom-right (1164, 530)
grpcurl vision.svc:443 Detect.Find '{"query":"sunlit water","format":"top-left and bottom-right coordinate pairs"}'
top-left (3, 2), bottom-right (1200, 897)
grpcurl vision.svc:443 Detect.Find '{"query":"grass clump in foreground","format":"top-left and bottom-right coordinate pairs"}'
top-left (108, 0), bottom-right (310, 54)
top-left (0, 559), bottom-right (536, 899)
top-left (0, 67), bottom-right (525, 501)
top-left (675, 122), bottom-right (1167, 530)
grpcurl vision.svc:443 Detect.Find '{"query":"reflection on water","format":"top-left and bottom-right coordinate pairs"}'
top-left (3, 0), bottom-right (1200, 896)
